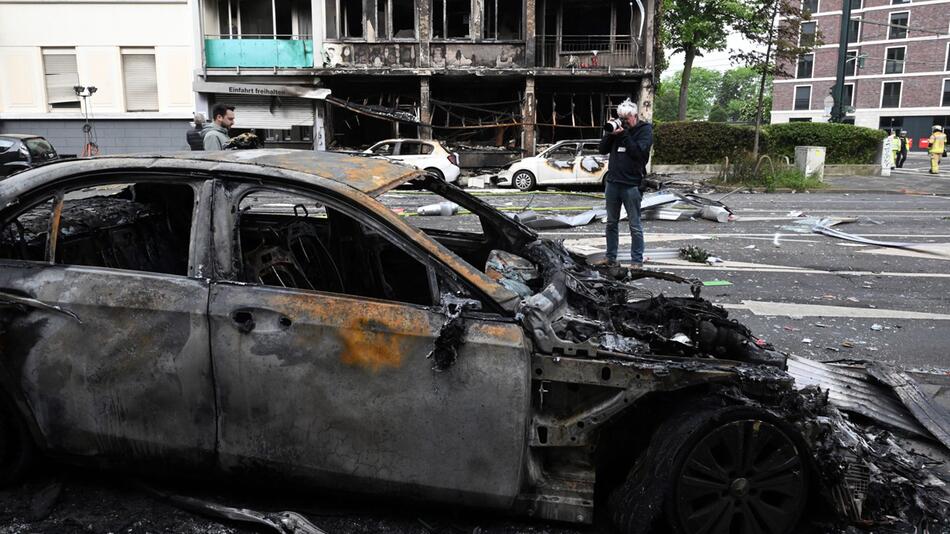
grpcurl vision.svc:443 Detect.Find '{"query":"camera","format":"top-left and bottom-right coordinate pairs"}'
top-left (603, 118), bottom-right (625, 133)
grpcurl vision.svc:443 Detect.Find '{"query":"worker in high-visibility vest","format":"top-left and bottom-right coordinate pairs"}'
top-left (888, 130), bottom-right (900, 169)
top-left (929, 125), bottom-right (947, 174)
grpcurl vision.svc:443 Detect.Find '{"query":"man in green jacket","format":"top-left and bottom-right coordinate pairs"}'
top-left (202, 104), bottom-right (236, 150)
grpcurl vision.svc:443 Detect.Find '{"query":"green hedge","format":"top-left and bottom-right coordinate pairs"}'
top-left (653, 121), bottom-right (757, 164)
top-left (764, 122), bottom-right (884, 165)
top-left (652, 121), bottom-right (885, 165)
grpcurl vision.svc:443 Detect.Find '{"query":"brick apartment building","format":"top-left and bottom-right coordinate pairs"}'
top-left (772, 0), bottom-right (950, 149)
top-left (192, 0), bottom-right (658, 158)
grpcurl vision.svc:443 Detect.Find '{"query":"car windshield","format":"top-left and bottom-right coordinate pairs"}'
top-left (24, 138), bottom-right (57, 161)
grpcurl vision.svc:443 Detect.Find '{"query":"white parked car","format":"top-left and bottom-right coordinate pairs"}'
top-left (496, 139), bottom-right (608, 191)
top-left (364, 139), bottom-right (461, 183)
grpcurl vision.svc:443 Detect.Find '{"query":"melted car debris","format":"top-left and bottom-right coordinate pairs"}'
top-left (427, 294), bottom-right (477, 371)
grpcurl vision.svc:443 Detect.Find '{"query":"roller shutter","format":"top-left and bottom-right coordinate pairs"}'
top-left (122, 54), bottom-right (159, 111)
top-left (214, 95), bottom-right (314, 129)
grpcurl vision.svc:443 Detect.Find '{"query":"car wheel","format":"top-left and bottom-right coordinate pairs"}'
top-left (513, 170), bottom-right (536, 191)
top-left (0, 396), bottom-right (33, 485)
top-left (424, 167), bottom-right (445, 181)
top-left (609, 406), bottom-right (808, 534)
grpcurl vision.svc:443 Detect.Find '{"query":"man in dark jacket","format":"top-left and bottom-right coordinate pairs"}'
top-left (598, 98), bottom-right (653, 269)
top-left (186, 113), bottom-right (205, 151)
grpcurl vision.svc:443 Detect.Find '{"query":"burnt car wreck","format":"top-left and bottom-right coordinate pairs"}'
top-left (0, 150), bottom-right (948, 534)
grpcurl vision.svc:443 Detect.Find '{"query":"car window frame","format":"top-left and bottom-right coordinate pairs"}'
top-left (547, 142), bottom-right (579, 161)
top-left (212, 176), bottom-right (511, 315)
top-left (0, 172), bottom-right (211, 279)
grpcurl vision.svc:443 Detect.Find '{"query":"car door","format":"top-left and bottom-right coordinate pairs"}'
top-left (0, 175), bottom-right (217, 466)
top-left (575, 142), bottom-right (608, 184)
top-left (207, 180), bottom-right (531, 507)
top-left (540, 142), bottom-right (578, 185)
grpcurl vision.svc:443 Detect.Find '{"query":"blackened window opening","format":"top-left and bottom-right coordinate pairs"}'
top-left (433, 0), bottom-right (470, 38)
top-left (342, 0), bottom-right (363, 37)
top-left (484, 0), bottom-right (523, 40)
top-left (393, 0), bottom-right (415, 38)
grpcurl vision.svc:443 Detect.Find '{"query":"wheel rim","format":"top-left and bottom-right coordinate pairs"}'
top-left (514, 172), bottom-right (532, 190)
top-left (673, 419), bottom-right (806, 534)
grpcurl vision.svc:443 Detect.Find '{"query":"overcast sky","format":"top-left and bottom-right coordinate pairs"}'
top-left (662, 33), bottom-right (759, 78)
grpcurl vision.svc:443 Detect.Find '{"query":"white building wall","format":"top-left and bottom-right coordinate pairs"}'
top-left (0, 0), bottom-right (195, 118)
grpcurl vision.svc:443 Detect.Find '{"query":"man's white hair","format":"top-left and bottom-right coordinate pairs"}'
top-left (616, 99), bottom-right (638, 118)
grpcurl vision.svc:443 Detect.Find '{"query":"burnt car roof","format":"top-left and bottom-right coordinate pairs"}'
top-left (0, 150), bottom-right (423, 197)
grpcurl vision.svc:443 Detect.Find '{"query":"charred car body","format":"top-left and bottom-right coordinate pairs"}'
top-left (0, 150), bottom-right (947, 534)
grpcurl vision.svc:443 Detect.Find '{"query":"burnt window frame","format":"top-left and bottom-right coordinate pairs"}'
top-left (432, 0), bottom-right (472, 40)
top-left (483, 0), bottom-right (524, 41)
top-left (0, 173), bottom-right (206, 277)
top-left (217, 178), bottom-right (508, 314)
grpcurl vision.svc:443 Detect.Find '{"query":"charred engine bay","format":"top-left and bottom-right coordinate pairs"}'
top-left (517, 239), bottom-right (783, 366)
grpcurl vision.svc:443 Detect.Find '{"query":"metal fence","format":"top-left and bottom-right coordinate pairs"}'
top-left (535, 35), bottom-right (640, 68)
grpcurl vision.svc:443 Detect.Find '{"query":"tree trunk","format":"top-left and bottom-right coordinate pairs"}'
top-left (677, 46), bottom-right (696, 121)
top-left (753, 1), bottom-right (779, 159)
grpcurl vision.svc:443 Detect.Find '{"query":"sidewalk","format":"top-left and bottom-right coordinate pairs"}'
top-left (824, 173), bottom-right (950, 195)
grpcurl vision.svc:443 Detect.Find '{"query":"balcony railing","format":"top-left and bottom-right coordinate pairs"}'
top-left (535, 35), bottom-right (641, 69)
top-left (204, 34), bottom-right (314, 68)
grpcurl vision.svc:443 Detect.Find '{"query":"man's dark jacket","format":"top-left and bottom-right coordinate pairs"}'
top-left (598, 121), bottom-right (653, 186)
top-left (186, 127), bottom-right (204, 151)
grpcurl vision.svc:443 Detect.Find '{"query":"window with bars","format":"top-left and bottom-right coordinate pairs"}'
top-left (881, 81), bottom-right (901, 107)
top-left (43, 49), bottom-right (80, 111)
top-left (884, 47), bottom-right (905, 74)
top-left (794, 86), bottom-right (811, 110)
top-left (122, 50), bottom-right (159, 112)
top-left (889, 12), bottom-right (908, 39)
top-left (797, 54), bottom-right (814, 78)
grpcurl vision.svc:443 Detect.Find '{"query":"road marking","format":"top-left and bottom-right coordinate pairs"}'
top-left (647, 263), bottom-right (950, 278)
top-left (857, 243), bottom-right (950, 261)
top-left (722, 300), bottom-right (950, 320)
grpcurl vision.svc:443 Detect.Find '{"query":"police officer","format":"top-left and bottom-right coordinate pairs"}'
top-left (929, 125), bottom-right (946, 174)
top-left (598, 98), bottom-right (653, 270)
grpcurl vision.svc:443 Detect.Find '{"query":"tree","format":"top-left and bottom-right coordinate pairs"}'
top-left (714, 67), bottom-right (760, 121)
top-left (663, 0), bottom-right (756, 121)
top-left (654, 68), bottom-right (723, 122)
top-left (731, 0), bottom-right (815, 156)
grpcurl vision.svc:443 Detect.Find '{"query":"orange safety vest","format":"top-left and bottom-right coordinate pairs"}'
top-left (929, 132), bottom-right (947, 154)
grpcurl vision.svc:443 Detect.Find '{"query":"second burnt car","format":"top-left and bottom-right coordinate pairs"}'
top-left (0, 150), bottom-right (945, 534)
top-left (496, 139), bottom-right (608, 191)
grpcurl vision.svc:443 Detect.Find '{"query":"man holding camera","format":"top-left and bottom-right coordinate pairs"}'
top-left (598, 98), bottom-right (653, 270)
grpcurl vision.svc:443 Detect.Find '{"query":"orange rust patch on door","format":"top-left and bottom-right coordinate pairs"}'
top-left (338, 317), bottom-right (408, 372)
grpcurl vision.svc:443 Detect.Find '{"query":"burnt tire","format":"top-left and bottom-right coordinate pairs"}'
top-left (513, 170), bottom-right (536, 191)
top-left (608, 406), bottom-right (808, 534)
top-left (0, 396), bottom-right (33, 486)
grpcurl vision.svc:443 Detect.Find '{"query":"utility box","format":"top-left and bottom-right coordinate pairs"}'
top-left (794, 146), bottom-right (826, 182)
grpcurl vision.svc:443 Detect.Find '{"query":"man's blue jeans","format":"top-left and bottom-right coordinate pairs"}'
top-left (605, 181), bottom-right (644, 264)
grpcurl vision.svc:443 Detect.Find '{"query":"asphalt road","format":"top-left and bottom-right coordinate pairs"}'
top-left (3, 185), bottom-right (949, 534)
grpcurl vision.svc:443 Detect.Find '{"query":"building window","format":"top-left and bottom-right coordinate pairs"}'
top-left (891, 0), bottom-right (910, 4)
top-left (799, 22), bottom-right (817, 47)
top-left (946, 43), bottom-right (950, 70)
top-left (943, 80), bottom-right (950, 106)
top-left (42, 48), bottom-right (80, 111)
top-left (844, 83), bottom-right (855, 107)
top-left (794, 86), bottom-right (811, 110)
top-left (432, 0), bottom-right (470, 38)
top-left (844, 50), bottom-right (858, 76)
top-left (884, 47), bottom-right (905, 74)
top-left (848, 19), bottom-right (860, 43)
top-left (484, 0), bottom-right (523, 40)
top-left (881, 81), bottom-right (901, 107)
top-left (338, 0), bottom-right (363, 37)
top-left (121, 49), bottom-right (159, 112)
top-left (797, 53), bottom-right (814, 78)
top-left (889, 12), bottom-right (908, 39)
top-left (802, 0), bottom-right (819, 14)
top-left (849, 0), bottom-right (862, 9)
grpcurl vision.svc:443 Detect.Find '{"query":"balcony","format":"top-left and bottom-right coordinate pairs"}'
top-left (204, 35), bottom-right (315, 68)
top-left (535, 35), bottom-right (642, 69)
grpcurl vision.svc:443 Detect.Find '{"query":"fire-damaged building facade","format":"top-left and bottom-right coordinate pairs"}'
top-left (191, 0), bottom-right (656, 157)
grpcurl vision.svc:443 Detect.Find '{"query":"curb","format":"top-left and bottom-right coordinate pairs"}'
top-left (708, 186), bottom-right (950, 196)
